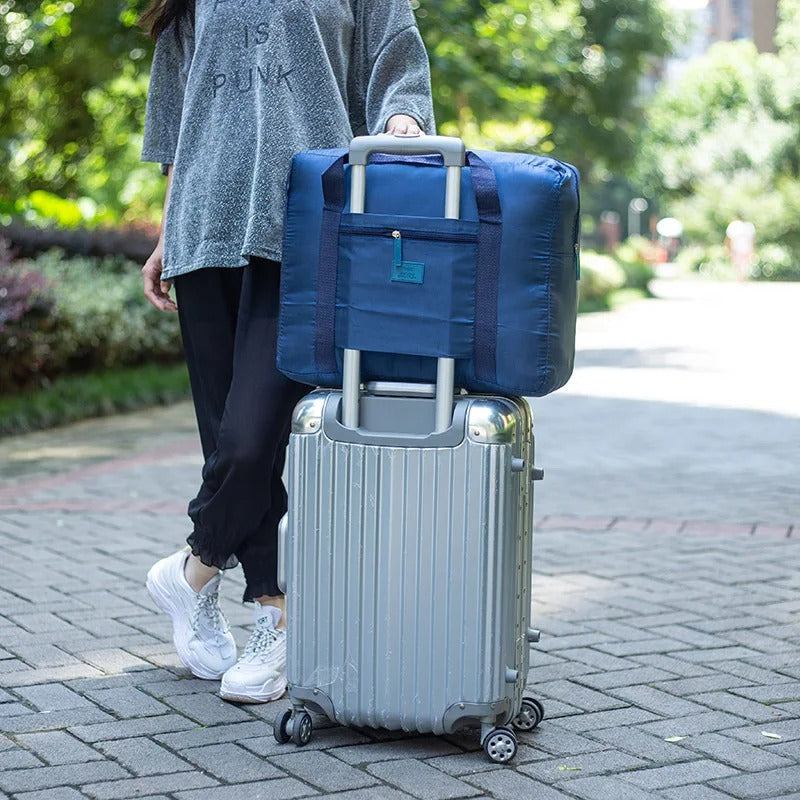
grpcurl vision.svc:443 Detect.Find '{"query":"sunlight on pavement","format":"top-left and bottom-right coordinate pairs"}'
top-left (559, 279), bottom-right (800, 418)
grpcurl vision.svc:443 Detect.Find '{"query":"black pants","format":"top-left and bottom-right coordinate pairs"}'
top-left (174, 259), bottom-right (309, 602)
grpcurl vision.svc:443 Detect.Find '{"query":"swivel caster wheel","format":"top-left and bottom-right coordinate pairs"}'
top-left (512, 696), bottom-right (545, 731)
top-left (291, 710), bottom-right (313, 746)
top-left (273, 709), bottom-right (292, 744)
top-left (483, 726), bottom-right (518, 763)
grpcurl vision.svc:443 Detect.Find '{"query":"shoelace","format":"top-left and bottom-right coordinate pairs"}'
top-left (241, 617), bottom-right (283, 663)
top-left (191, 592), bottom-right (230, 643)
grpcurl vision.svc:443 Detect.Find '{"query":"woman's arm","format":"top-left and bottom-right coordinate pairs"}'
top-left (140, 17), bottom-right (194, 311)
top-left (142, 165), bottom-right (178, 312)
top-left (350, 0), bottom-right (435, 136)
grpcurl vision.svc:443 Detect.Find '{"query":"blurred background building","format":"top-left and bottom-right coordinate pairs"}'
top-left (662, 0), bottom-right (779, 82)
top-left (709, 0), bottom-right (779, 52)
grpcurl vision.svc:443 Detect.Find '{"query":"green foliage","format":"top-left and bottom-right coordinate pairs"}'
top-left (637, 4), bottom-right (800, 274)
top-left (614, 236), bottom-right (656, 293)
top-left (1, 0), bottom-right (674, 227)
top-left (418, 0), bottom-right (674, 175)
top-left (578, 250), bottom-right (626, 310)
top-left (750, 243), bottom-right (800, 281)
top-left (0, 0), bottom-right (163, 226)
top-left (0, 362), bottom-right (191, 436)
top-left (1, 249), bottom-right (183, 391)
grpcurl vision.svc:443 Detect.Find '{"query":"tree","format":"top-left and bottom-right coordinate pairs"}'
top-left (0, 0), bottom-right (159, 225)
top-left (636, 3), bottom-right (800, 267)
top-left (417, 0), bottom-right (674, 174)
top-left (2, 0), bottom-right (674, 226)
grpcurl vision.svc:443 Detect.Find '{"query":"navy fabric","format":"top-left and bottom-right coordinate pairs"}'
top-left (464, 152), bottom-right (502, 383)
top-left (277, 148), bottom-right (580, 397)
top-left (315, 151), bottom-right (504, 383)
top-left (314, 158), bottom-right (346, 375)
top-left (337, 213), bottom-right (479, 358)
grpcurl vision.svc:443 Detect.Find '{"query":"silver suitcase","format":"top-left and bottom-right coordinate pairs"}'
top-left (274, 136), bottom-right (545, 763)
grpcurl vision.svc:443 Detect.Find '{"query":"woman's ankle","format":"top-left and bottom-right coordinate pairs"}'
top-left (184, 553), bottom-right (220, 592)
top-left (254, 594), bottom-right (286, 629)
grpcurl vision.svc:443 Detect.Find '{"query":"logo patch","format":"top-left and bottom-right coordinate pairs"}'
top-left (391, 261), bottom-right (425, 284)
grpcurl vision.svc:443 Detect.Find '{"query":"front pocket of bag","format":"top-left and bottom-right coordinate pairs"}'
top-left (335, 213), bottom-right (478, 359)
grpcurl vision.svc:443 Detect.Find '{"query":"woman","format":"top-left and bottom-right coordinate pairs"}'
top-left (139, 0), bottom-right (434, 703)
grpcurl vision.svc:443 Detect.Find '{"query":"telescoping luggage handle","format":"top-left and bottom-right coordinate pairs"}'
top-left (342, 134), bottom-right (467, 433)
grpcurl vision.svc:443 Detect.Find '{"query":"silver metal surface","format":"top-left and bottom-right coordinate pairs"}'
top-left (432, 161), bottom-right (460, 432)
top-left (435, 358), bottom-right (455, 432)
top-left (366, 381), bottom-right (436, 398)
top-left (445, 166), bottom-right (461, 218)
top-left (349, 134), bottom-right (466, 167)
top-left (349, 163), bottom-right (366, 214)
top-left (467, 399), bottom-right (518, 444)
top-left (277, 513), bottom-right (288, 593)
top-left (285, 392), bottom-right (534, 736)
top-left (341, 350), bottom-right (361, 429)
top-left (291, 392), bottom-right (326, 434)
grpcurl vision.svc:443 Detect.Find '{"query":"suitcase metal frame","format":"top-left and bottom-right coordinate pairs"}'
top-left (274, 135), bottom-right (545, 762)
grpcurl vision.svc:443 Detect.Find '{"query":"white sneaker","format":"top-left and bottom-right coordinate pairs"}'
top-left (219, 603), bottom-right (287, 703)
top-left (146, 549), bottom-right (237, 680)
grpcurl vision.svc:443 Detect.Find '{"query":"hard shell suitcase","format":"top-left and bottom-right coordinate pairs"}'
top-left (274, 136), bottom-right (545, 762)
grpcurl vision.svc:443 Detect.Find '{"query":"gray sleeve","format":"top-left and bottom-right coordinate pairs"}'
top-left (141, 19), bottom-right (194, 175)
top-left (350, 0), bottom-right (436, 136)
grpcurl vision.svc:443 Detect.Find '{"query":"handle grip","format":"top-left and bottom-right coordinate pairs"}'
top-left (349, 134), bottom-right (466, 167)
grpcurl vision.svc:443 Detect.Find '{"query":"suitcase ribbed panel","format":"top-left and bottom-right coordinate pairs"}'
top-left (286, 410), bottom-right (531, 736)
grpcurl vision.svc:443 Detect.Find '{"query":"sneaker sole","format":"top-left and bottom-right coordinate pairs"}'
top-left (219, 681), bottom-right (287, 704)
top-left (145, 570), bottom-right (232, 681)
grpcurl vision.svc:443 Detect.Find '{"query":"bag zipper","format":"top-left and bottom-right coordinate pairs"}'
top-left (565, 164), bottom-right (581, 280)
top-left (339, 225), bottom-right (477, 245)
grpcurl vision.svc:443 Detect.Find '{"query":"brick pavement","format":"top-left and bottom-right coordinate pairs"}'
top-left (1, 279), bottom-right (798, 799)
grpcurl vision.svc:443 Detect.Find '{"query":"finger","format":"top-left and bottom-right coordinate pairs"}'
top-left (143, 274), bottom-right (163, 310)
top-left (143, 269), bottom-right (173, 312)
top-left (161, 279), bottom-right (178, 311)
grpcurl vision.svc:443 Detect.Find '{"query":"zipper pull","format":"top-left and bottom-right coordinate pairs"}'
top-left (392, 230), bottom-right (402, 267)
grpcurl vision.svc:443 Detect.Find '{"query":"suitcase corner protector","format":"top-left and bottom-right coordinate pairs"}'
top-left (292, 392), bottom-right (327, 434)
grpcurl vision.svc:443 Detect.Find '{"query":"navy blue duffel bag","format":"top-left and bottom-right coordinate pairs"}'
top-left (277, 138), bottom-right (580, 397)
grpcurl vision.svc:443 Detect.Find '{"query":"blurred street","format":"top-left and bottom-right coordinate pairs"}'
top-left (0, 277), bottom-right (798, 800)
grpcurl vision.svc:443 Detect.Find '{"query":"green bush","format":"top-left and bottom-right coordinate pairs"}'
top-left (1, 245), bottom-right (56, 387)
top-left (750, 243), bottom-right (800, 281)
top-left (1, 248), bottom-right (183, 392)
top-left (579, 251), bottom-right (627, 311)
top-left (614, 236), bottom-right (657, 293)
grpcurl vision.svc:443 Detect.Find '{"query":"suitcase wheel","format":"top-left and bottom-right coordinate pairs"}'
top-left (511, 696), bottom-right (545, 732)
top-left (291, 710), bottom-right (313, 746)
top-left (483, 726), bottom-right (518, 763)
top-left (273, 709), bottom-right (292, 744)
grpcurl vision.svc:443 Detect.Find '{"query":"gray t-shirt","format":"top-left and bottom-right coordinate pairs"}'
top-left (141, 0), bottom-right (435, 279)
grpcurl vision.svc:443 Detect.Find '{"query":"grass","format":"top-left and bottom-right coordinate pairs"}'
top-left (0, 362), bottom-right (191, 438)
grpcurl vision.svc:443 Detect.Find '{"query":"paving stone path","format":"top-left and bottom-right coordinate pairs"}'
top-left (0, 278), bottom-right (798, 799)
